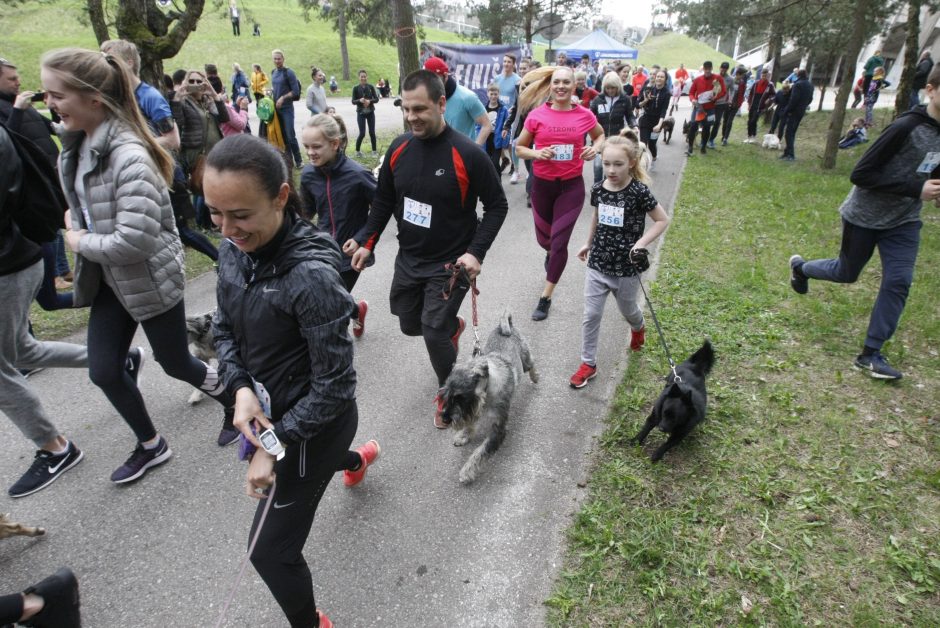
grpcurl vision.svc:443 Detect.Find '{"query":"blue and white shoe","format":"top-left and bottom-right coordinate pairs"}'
top-left (853, 352), bottom-right (902, 380)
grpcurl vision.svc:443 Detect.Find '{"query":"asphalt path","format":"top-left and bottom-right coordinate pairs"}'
top-left (0, 100), bottom-right (690, 627)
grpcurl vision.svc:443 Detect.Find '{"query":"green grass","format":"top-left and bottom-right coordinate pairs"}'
top-left (636, 31), bottom-right (735, 71)
top-left (546, 113), bottom-right (940, 625)
top-left (1, 0), bottom-right (463, 93)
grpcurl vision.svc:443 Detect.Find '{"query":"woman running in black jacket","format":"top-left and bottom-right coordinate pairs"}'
top-left (205, 134), bottom-right (379, 628)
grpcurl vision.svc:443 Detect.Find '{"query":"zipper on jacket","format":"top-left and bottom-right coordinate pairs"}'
top-left (326, 174), bottom-right (337, 238)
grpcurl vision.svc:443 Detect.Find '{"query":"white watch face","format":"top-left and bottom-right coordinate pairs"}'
top-left (259, 430), bottom-right (279, 449)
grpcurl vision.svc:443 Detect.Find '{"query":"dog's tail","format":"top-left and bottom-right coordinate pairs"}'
top-left (498, 307), bottom-right (513, 336)
top-left (690, 339), bottom-right (715, 376)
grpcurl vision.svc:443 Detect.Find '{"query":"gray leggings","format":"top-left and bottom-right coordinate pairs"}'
top-left (581, 268), bottom-right (644, 366)
top-left (1, 260), bottom-right (88, 447)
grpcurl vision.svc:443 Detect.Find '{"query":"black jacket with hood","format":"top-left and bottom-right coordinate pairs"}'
top-left (213, 211), bottom-right (357, 458)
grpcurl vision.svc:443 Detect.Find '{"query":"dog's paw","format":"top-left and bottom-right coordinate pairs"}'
top-left (458, 468), bottom-right (476, 484)
top-left (650, 450), bottom-right (665, 462)
top-left (453, 430), bottom-right (470, 447)
top-left (187, 390), bottom-right (204, 406)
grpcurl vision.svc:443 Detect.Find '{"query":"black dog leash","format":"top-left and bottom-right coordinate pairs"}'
top-left (630, 248), bottom-right (681, 383)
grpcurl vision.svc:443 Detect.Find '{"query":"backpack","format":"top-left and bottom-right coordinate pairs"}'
top-left (1, 121), bottom-right (65, 243)
top-left (256, 96), bottom-right (275, 122)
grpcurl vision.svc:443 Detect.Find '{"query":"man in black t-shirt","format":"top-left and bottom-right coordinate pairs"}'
top-left (351, 70), bottom-right (508, 428)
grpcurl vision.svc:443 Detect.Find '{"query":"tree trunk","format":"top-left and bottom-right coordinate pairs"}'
top-left (894, 0), bottom-right (922, 116)
top-left (338, 1), bottom-right (350, 81)
top-left (112, 0), bottom-right (205, 87)
top-left (822, 0), bottom-right (870, 169)
top-left (390, 0), bottom-right (419, 129)
top-left (767, 7), bottom-right (783, 83)
top-left (489, 0), bottom-right (504, 44)
top-left (86, 0), bottom-right (110, 44)
top-left (524, 0), bottom-right (535, 44)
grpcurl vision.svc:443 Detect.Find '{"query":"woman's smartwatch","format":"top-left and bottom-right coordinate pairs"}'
top-left (258, 429), bottom-right (285, 460)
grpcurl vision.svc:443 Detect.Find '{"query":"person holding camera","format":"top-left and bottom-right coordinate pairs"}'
top-left (0, 57), bottom-right (75, 308)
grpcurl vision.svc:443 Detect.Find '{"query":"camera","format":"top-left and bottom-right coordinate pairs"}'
top-left (30, 91), bottom-right (46, 102)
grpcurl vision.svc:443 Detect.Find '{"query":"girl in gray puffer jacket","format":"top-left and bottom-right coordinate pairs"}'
top-left (42, 48), bottom-right (236, 485)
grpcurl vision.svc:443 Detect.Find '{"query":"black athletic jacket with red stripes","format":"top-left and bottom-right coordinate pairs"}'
top-left (358, 125), bottom-right (508, 263)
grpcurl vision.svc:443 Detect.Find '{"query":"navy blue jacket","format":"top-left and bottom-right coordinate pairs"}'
top-left (783, 78), bottom-right (813, 116)
top-left (300, 152), bottom-right (376, 272)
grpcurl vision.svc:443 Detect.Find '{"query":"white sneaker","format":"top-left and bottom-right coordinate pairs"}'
top-left (510, 171), bottom-right (519, 184)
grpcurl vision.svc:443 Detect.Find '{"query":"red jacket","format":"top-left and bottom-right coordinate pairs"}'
top-left (688, 73), bottom-right (726, 111)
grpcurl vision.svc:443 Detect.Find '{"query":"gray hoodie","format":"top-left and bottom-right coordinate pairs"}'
top-left (840, 107), bottom-right (940, 230)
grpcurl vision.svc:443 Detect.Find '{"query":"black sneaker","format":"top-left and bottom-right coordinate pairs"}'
top-left (110, 437), bottom-right (172, 484)
top-left (125, 346), bottom-right (145, 387)
top-left (218, 407), bottom-right (240, 447)
top-left (700, 145), bottom-right (707, 154)
top-left (19, 567), bottom-right (81, 628)
top-left (789, 255), bottom-right (808, 294)
top-left (854, 352), bottom-right (903, 380)
top-left (8, 443), bottom-right (84, 498)
top-left (531, 296), bottom-right (551, 321)
top-left (685, 147), bottom-right (693, 156)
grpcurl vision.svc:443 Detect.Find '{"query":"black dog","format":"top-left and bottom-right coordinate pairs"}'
top-left (681, 118), bottom-right (690, 139)
top-left (661, 117), bottom-right (675, 144)
top-left (632, 340), bottom-right (714, 462)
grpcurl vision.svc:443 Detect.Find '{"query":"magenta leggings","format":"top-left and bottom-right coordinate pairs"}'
top-left (530, 174), bottom-right (586, 284)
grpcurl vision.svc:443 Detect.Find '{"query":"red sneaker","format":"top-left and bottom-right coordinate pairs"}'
top-left (433, 391), bottom-right (449, 429)
top-left (352, 300), bottom-right (368, 338)
top-left (569, 362), bottom-right (597, 388)
top-left (630, 326), bottom-right (646, 351)
top-left (317, 609), bottom-right (334, 628)
top-left (451, 315), bottom-right (466, 355)
top-left (343, 439), bottom-right (381, 487)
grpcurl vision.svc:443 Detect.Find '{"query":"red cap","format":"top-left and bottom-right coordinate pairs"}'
top-left (424, 56), bottom-right (449, 76)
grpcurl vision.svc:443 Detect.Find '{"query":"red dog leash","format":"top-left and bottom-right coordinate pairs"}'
top-left (442, 262), bottom-right (482, 356)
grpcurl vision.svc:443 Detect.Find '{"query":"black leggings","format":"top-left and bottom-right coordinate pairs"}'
top-left (340, 269), bottom-right (360, 320)
top-left (87, 284), bottom-right (233, 442)
top-left (249, 405), bottom-right (358, 628)
top-left (639, 124), bottom-right (660, 159)
top-left (355, 112), bottom-right (376, 151)
top-left (0, 593), bottom-right (23, 624)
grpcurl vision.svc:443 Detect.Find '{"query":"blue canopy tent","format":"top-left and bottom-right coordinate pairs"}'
top-left (559, 29), bottom-right (638, 62)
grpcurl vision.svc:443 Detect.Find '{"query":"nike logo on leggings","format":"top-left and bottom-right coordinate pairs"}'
top-left (272, 501), bottom-right (295, 509)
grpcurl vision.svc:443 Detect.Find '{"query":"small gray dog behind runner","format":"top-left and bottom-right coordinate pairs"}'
top-left (437, 308), bottom-right (538, 484)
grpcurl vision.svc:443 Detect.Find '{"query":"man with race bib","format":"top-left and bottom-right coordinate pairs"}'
top-left (686, 60), bottom-right (726, 156)
top-left (351, 70), bottom-right (508, 428)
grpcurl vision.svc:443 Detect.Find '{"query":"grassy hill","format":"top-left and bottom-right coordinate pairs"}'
top-left (1, 0), bottom-right (463, 93)
top-left (636, 31), bottom-right (736, 70)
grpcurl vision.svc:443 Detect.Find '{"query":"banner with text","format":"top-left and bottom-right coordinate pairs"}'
top-left (421, 42), bottom-right (532, 102)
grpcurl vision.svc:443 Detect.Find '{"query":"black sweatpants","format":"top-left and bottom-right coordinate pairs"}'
top-left (249, 404), bottom-right (358, 628)
top-left (87, 284), bottom-right (233, 442)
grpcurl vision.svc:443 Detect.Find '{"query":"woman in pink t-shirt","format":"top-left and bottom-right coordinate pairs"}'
top-left (516, 66), bottom-right (604, 321)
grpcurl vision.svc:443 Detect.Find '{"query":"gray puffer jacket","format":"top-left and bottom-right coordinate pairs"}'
top-left (58, 118), bottom-right (185, 321)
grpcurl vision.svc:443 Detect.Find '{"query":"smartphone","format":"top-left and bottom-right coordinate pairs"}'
top-left (30, 91), bottom-right (46, 102)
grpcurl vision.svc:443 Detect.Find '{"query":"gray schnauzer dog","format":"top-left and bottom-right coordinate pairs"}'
top-left (186, 311), bottom-right (217, 405)
top-left (438, 309), bottom-right (538, 484)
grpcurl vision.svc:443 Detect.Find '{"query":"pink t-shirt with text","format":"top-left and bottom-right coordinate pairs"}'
top-left (524, 103), bottom-right (598, 180)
